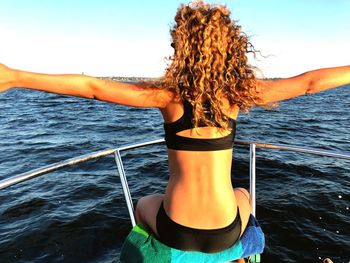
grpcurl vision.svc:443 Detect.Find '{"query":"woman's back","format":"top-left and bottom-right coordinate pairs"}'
top-left (160, 97), bottom-right (240, 229)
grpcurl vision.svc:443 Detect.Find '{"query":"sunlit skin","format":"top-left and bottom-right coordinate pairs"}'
top-left (1, 1), bottom-right (350, 260)
top-left (1, 64), bottom-right (349, 229)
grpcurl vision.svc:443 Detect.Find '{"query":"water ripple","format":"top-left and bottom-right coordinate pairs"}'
top-left (0, 86), bottom-right (349, 262)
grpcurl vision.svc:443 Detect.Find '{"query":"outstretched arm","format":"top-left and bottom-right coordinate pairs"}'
top-left (0, 64), bottom-right (173, 108)
top-left (256, 65), bottom-right (350, 104)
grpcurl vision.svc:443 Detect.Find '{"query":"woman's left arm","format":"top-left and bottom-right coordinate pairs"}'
top-left (256, 65), bottom-right (350, 104)
top-left (0, 64), bottom-right (173, 108)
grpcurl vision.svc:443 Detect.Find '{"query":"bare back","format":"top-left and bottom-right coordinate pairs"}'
top-left (159, 99), bottom-right (240, 229)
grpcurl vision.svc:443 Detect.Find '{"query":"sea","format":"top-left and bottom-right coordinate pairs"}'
top-left (0, 85), bottom-right (349, 263)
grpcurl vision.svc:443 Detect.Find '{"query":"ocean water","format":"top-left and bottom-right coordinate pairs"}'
top-left (0, 85), bottom-right (349, 263)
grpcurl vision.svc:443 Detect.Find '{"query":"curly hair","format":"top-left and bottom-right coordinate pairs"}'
top-left (161, 1), bottom-right (261, 129)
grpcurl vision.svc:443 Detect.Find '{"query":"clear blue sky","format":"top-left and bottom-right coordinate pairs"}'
top-left (1, 0), bottom-right (349, 77)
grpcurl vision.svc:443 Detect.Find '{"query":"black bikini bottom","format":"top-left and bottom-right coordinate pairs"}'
top-left (156, 202), bottom-right (242, 253)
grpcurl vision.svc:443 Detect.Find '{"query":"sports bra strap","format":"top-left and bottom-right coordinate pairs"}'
top-left (163, 101), bottom-right (236, 151)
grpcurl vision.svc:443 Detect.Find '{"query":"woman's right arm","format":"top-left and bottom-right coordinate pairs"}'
top-left (256, 65), bottom-right (350, 104)
top-left (0, 64), bottom-right (174, 108)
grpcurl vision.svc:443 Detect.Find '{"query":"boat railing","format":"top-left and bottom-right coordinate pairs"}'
top-left (1, 138), bottom-right (349, 227)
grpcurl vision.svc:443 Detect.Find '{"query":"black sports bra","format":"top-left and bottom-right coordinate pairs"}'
top-left (164, 100), bottom-right (236, 151)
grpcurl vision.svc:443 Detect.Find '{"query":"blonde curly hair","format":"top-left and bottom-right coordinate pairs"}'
top-left (161, 1), bottom-right (260, 129)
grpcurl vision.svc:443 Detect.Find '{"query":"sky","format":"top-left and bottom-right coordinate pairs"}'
top-left (1, 0), bottom-right (349, 78)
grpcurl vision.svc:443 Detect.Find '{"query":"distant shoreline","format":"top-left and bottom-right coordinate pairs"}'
top-left (98, 76), bottom-right (156, 82)
top-left (98, 76), bottom-right (281, 82)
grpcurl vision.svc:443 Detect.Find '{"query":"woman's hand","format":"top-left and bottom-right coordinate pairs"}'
top-left (0, 64), bottom-right (17, 93)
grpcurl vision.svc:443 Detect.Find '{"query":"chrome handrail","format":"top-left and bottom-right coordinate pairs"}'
top-left (0, 148), bottom-right (117, 190)
top-left (249, 144), bottom-right (257, 216)
top-left (0, 138), bottom-right (165, 191)
top-left (2, 139), bottom-right (348, 191)
top-left (235, 140), bottom-right (350, 160)
top-left (1, 139), bottom-right (349, 225)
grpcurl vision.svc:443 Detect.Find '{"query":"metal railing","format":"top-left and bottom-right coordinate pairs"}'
top-left (1, 138), bottom-right (349, 226)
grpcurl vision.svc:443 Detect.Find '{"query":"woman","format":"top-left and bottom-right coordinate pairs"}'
top-left (0, 1), bottom-right (349, 257)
